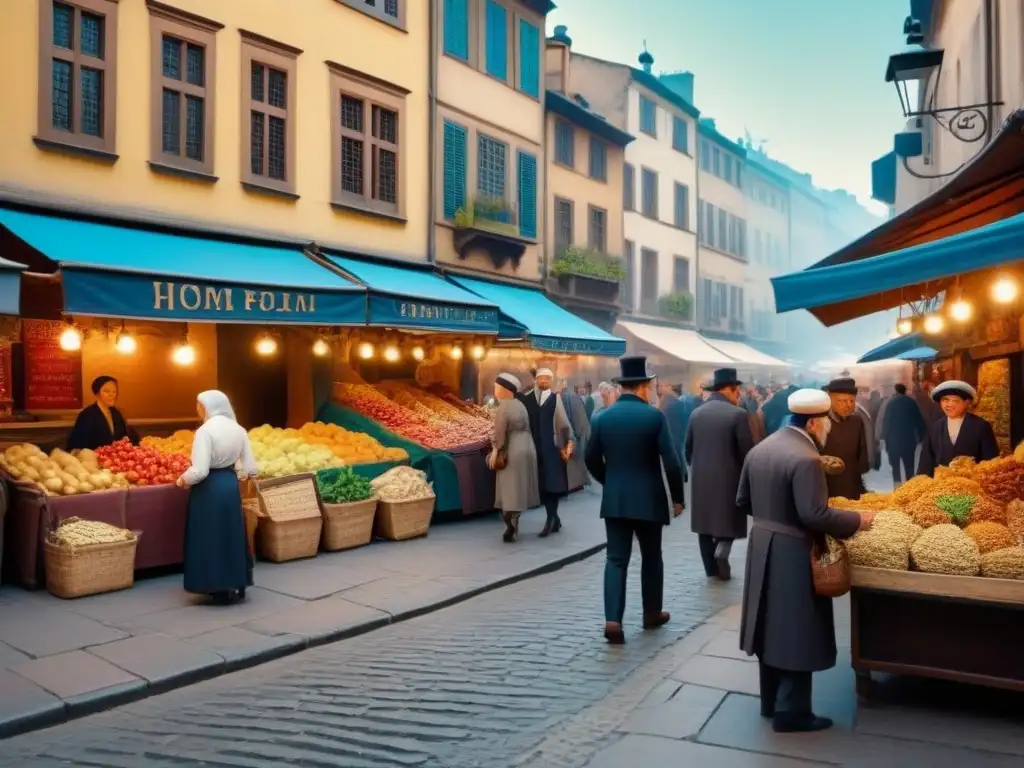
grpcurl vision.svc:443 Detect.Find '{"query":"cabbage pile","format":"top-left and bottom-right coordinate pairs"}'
top-left (248, 425), bottom-right (345, 478)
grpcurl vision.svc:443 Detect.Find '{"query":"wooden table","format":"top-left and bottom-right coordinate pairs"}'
top-left (850, 567), bottom-right (1024, 704)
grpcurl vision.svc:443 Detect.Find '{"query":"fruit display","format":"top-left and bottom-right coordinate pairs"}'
top-left (141, 430), bottom-right (194, 456)
top-left (49, 517), bottom-right (134, 549)
top-left (248, 425), bottom-right (346, 478)
top-left (976, 359), bottom-right (1010, 453)
top-left (0, 443), bottom-right (129, 495)
top-left (96, 438), bottom-right (191, 486)
top-left (299, 421), bottom-right (408, 464)
top-left (370, 465), bottom-right (433, 502)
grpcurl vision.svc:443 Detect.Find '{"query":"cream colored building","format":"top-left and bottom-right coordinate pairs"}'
top-left (1, 0), bottom-right (430, 259)
top-left (563, 48), bottom-right (700, 323)
top-left (744, 158), bottom-right (791, 345)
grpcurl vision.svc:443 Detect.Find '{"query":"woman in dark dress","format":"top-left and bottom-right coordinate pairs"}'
top-left (917, 380), bottom-right (999, 477)
top-left (175, 390), bottom-right (258, 605)
top-left (67, 376), bottom-right (139, 450)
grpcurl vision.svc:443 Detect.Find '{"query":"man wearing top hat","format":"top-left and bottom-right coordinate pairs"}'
top-left (585, 356), bottom-right (684, 645)
top-left (522, 367), bottom-right (575, 537)
top-left (917, 380), bottom-right (999, 476)
top-left (821, 377), bottom-right (870, 500)
top-left (684, 367), bottom-right (755, 580)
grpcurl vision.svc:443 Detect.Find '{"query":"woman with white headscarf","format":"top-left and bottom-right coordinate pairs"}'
top-left (176, 390), bottom-right (259, 605)
top-left (489, 373), bottom-right (539, 542)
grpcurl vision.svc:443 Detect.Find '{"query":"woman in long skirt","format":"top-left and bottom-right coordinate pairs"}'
top-left (489, 373), bottom-right (539, 542)
top-left (176, 390), bottom-right (258, 605)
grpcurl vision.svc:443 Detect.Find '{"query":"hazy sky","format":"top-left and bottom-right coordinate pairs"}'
top-left (548, 0), bottom-right (909, 212)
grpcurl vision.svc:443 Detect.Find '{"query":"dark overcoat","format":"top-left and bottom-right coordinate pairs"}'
top-left (561, 390), bottom-right (591, 490)
top-left (822, 412), bottom-right (869, 500)
top-left (761, 386), bottom-right (797, 436)
top-left (737, 427), bottom-right (862, 672)
top-left (67, 404), bottom-right (139, 451)
top-left (523, 390), bottom-right (571, 495)
top-left (659, 394), bottom-right (688, 465)
top-left (684, 394), bottom-right (755, 539)
top-left (585, 393), bottom-right (684, 523)
top-left (881, 393), bottom-right (926, 454)
top-left (917, 412), bottom-right (999, 476)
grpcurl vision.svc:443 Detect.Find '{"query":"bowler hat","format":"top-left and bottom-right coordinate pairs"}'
top-left (614, 356), bottom-right (655, 384)
top-left (704, 368), bottom-right (742, 391)
top-left (825, 377), bottom-right (857, 395)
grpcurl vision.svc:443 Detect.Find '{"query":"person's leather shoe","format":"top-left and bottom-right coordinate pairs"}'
top-left (642, 611), bottom-right (670, 629)
top-left (604, 622), bottom-right (625, 644)
top-left (539, 519), bottom-right (554, 538)
top-left (760, 702), bottom-right (774, 718)
top-left (552, 517), bottom-right (562, 533)
top-left (715, 556), bottom-right (731, 581)
top-left (772, 713), bottom-right (833, 733)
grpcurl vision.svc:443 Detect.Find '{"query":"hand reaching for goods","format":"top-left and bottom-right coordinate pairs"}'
top-left (858, 511), bottom-right (876, 530)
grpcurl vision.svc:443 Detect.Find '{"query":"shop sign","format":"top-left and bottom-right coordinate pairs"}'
top-left (369, 296), bottom-right (499, 333)
top-left (529, 334), bottom-right (626, 357)
top-left (22, 319), bottom-right (82, 411)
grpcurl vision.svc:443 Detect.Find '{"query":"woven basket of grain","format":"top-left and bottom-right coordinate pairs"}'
top-left (1007, 500), bottom-right (1024, 545)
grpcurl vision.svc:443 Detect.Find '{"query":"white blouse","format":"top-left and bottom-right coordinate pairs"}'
top-left (947, 416), bottom-right (964, 445)
top-left (181, 415), bottom-right (259, 486)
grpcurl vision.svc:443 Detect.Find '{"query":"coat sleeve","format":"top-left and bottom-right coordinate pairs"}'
top-left (978, 417), bottom-right (1000, 461)
top-left (912, 402), bottom-right (926, 442)
top-left (792, 457), bottom-right (862, 538)
top-left (683, 416), bottom-right (694, 467)
top-left (584, 416), bottom-right (605, 484)
top-left (916, 427), bottom-right (937, 477)
top-left (66, 408), bottom-right (94, 451)
top-left (857, 420), bottom-right (870, 474)
top-left (734, 410), bottom-right (755, 462)
top-left (657, 412), bottom-right (684, 505)
top-left (736, 456), bottom-right (752, 516)
top-left (493, 402), bottom-right (510, 450)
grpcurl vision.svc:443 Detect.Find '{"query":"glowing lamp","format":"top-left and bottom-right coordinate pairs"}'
top-left (59, 326), bottom-right (82, 352)
top-left (992, 276), bottom-right (1019, 304)
top-left (948, 299), bottom-right (972, 322)
top-left (922, 314), bottom-right (944, 334)
top-left (450, 345), bottom-right (464, 360)
top-left (383, 345), bottom-right (400, 362)
top-left (115, 331), bottom-right (137, 354)
top-left (896, 318), bottom-right (913, 336)
top-left (312, 338), bottom-right (330, 357)
top-left (255, 335), bottom-right (278, 356)
top-left (411, 346), bottom-right (425, 361)
top-left (470, 344), bottom-right (486, 360)
top-left (172, 342), bottom-right (196, 366)
top-left (357, 342), bottom-right (375, 360)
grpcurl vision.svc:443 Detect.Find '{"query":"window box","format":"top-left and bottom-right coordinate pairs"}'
top-left (656, 291), bottom-right (694, 322)
top-left (452, 196), bottom-right (527, 268)
top-left (549, 246), bottom-right (624, 306)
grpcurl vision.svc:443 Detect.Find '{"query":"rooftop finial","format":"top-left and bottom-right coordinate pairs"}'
top-left (638, 41), bottom-right (654, 73)
top-left (551, 24), bottom-right (572, 47)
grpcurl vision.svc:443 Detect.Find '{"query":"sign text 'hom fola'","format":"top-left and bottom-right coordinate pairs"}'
top-left (152, 282), bottom-right (318, 314)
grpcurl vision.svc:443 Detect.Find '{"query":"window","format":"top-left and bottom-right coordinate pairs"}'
top-left (38, 0), bottom-right (119, 157)
top-left (442, 119), bottom-right (467, 219)
top-left (443, 0), bottom-right (469, 60)
top-left (672, 116), bottom-right (688, 153)
top-left (673, 182), bottom-right (689, 229)
top-left (699, 139), bottom-right (710, 171)
top-left (477, 134), bottom-right (507, 200)
top-left (517, 150), bottom-right (537, 238)
top-left (148, 5), bottom-right (221, 179)
top-left (589, 137), bottom-right (607, 181)
top-left (641, 248), bottom-right (658, 301)
top-left (518, 18), bottom-right (540, 98)
top-left (754, 229), bottom-right (763, 262)
top-left (621, 240), bottom-right (635, 309)
top-left (737, 219), bottom-right (747, 258)
top-left (673, 256), bottom-right (689, 293)
top-left (623, 163), bottom-right (635, 211)
top-left (703, 202), bottom-right (716, 248)
top-left (554, 120), bottom-right (574, 167)
top-left (554, 197), bottom-right (573, 249)
top-left (336, 0), bottom-right (404, 29)
top-left (717, 205), bottom-right (727, 246)
top-left (723, 155), bottom-right (733, 184)
top-left (330, 62), bottom-right (407, 217)
top-left (484, 0), bottom-right (507, 81)
top-left (241, 31), bottom-right (300, 197)
top-left (712, 147), bottom-right (721, 176)
top-left (588, 206), bottom-right (607, 252)
top-left (641, 167), bottom-right (658, 219)
top-left (639, 95), bottom-right (656, 136)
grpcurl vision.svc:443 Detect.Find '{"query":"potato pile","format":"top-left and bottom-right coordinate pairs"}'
top-left (0, 444), bottom-right (129, 495)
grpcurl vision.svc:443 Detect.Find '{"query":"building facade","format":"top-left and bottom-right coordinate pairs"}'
top-left (434, 0), bottom-right (551, 282)
top-left (3, 0), bottom-right (429, 257)
top-left (743, 156), bottom-right (791, 346)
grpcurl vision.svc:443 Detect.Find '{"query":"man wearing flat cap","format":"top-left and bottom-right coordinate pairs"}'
top-left (522, 367), bottom-right (575, 536)
top-left (917, 380), bottom-right (999, 476)
top-left (820, 377), bottom-right (870, 500)
top-left (684, 367), bottom-right (755, 580)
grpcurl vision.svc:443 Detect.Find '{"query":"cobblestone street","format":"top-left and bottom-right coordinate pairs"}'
top-left (0, 516), bottom-right (742, 767)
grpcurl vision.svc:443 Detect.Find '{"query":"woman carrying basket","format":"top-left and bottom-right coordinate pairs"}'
top-left (488, 373), bottom-right (539, 543)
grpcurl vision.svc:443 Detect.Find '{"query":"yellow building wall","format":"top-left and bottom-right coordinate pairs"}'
top-left (0, 0), bottom-right (429, 259)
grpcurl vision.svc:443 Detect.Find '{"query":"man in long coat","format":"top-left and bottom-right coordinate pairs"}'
top-left (737, 388), bottom-right (871, 733)
top-left (821, 378), bottom-right (869, 500)
top-left (523, 368), bottom-right (573, 536)
top-left (684, 367), bottom-right (755, 581)
top-left (657, 381), bottom-right (687, 467)
top-left (559, 382), bottom-right (590, 491)
top-left (585, 356), bottom-right (684, 645)
top-left (881, 383), bottom-right (925, 485)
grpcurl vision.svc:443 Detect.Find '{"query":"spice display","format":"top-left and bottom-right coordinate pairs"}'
top-left (49, 517), bottom-right (134, 549)
top-left (847, 529), bottom-right (910, 570)
top-left (892, 475), bottom-right (934, 507)
top-left (934, 495), bottom-right (975, 525)
top-left (370, 465), bottom-right (433, 502)
top-left (975, 359), bottom-right (1010, 453)
top-left (965, 494), bottom-right (1007, 525)
top-left (315, 467), bottom-right (374, 505)
top-left (1007, 500), bottom-right (1024, 545)
top-left (96, 438), bottom-right (191, 486)
top-left (963, 521), bottom-right (1016, 554)
top-left (909, 524), bottom-right (981, 576)
top-left (979, 547), bottom-right (1024, 580)
top-left (973, 456), bottom-right (1024, 504)
top-left (0, 443), bottom-right (130, 494)
top-left (828, 493), bottom-right (894, 512)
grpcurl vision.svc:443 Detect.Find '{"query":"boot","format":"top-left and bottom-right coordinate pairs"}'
top-left (539, 518), bottom-right (554, 537)
top-left (642, 611), bottom-right (670, 629)
top-left (552, 516), bottom-right (562, 533)
top-left (604, 622), bottom-right (625, 645)
top-left (772, 713), bottom-right (833, 733)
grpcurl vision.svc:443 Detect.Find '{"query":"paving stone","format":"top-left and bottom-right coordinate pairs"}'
top-left (700, 629), bottom-right (748, 660)
top-left (9, 650), bottom-right (143, 700)
top-left (184, 627), bottom-right (306, 668)
top-left (252, 557), bottom-right (368, 600)
top-left (585, 734), bottom-right (823, 767)
top-left (0, 641), bottom-right (31, 669)
top-left (0, 604), bottom-right (129, 657)
top-left (0, 670), bottom-right (64, 738)
top-left (334, 574), bottom-right (485, 618)
top-left (856, 704), bottom-right (1024, 757)
top-left (88, 633), bottom-right (224, 690)
top-left (117, 587), bottom-right (304, 638)
top-left (241, 596), bottom-right (389, 640)
top-left (619, 683), bottom-right (725, 739)
top-left (672, 652), bottom-right (760, 695)
top-left (635, 678), bottom-right (682, 709)
top-left (55, 576), bottom-right (195, 624)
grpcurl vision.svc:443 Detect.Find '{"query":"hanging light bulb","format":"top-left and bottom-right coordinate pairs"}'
top-left (357, 341), bottom-right (375, 360)
top-left (312, 338), bottom-right (330, 357)
top-left (896, 317), bottom-right (913, 336)
top-left (254, 334), bottom-right (278, 356)
top-left (383, 345), bottom-right (400, 362)
top-left (949, 298), bottom-right (973, 322)
top-left (923, 314), bottom-right (945, 334)
top-left (992, 276), bottom-right (1019, 304)
top-left (450, 345), bottom-right (464, 360)
top-left (114, 323), bottom-right (137, 354)
top-left (59, 325), bottom-right (82, 352)
top-left (411, 345), bottom-right (425, 361)
top-left (470, 344), bottom-right (486, 360)
top-left (172, 340), bottom-right (196, 366)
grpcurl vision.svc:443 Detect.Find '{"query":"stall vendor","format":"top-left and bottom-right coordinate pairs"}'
top-left (916, 380), bottom-right (999, 477)
top-left (821, 378), bottom-right (870, 500)
top-left (67, 376), bottom-right (139, 451)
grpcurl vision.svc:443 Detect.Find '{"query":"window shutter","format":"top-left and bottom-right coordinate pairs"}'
top-left (519, 19), bottom-right (540, 97)
top-left (485, 0), bottom-right (508, 81)
top-left (517, 150), bottom-right (537, 239)
top-left (443, 0), bottom-right (469, 60)
top-left (443, 120), bottom-right (467, 220)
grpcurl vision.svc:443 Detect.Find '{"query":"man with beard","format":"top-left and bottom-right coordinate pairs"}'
top-left (821, 378), bottom-right (869, 500)
top-left (523, 368), bottom-right (574, 536)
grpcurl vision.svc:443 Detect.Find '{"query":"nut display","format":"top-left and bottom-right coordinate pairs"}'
top-left (848, 529), bottom-right (910, 570)
top-left (49, 517), bottom-right (134, 549)
top-left (910, 524), bottom-right (981, 576)
top-left (980, 547), bottom-right (1024, 580)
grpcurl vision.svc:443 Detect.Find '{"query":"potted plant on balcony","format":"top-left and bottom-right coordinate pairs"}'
top-left (550, 246), bottom-right (625, 304)
top-left (453, 196), bottom-right (518, 236)
top-left (452, 196), bottom-right (525, 268)
top-left (657, 291), bottom-right (694, 322)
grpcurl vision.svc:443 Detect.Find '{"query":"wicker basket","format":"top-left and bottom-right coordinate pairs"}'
top-left (257, 516), bottom-right (323, 563)
top-left (44, 535), bottom-right (139, 599)
top-left (374, 494), bottom-right (435, 541)
top-left (812, 535), bottom-right (851, 598)
top-left (322, 496), bottom-right (378, 551)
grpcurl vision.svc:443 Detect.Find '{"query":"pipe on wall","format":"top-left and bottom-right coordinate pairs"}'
top-left (983, 0), bottom-right (997, 143)
top-left (427, 0), bottom-right (438, 263)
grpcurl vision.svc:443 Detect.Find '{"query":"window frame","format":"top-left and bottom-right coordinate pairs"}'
top-left (239, 30), bottom-right (302, 199)
top-left (328, 61), bottom-right (409, 220)
top-left (147, 2), bottom-right (221, 181)
top-left (335, 0), bottom-right (406, 30)
top-left (554, 196), bottom-right (574, 250)
top-left (554, 119), bottom-right (575, 168)
top-left (36, 0), bottom-right (120, 160)
top-left (640, 166), bottom-right (658, 220)
top-left (621, 240), bottom-right (635, 310)
top-left (639, 95), bottom-right (657, 137)
top-left (672, 115), bottom-right (688, 154)
top-left (623, 162), bottom-right (635, 211)
top-left (673, 255), bottom-right (690, 293)
top-left (587, 204), bottom-right (607, 252)
top-left (640, 247), bottom-right (658, 302)
top-left (588, 136), bottom-right (607, 182)
top-left (673, 182), bottom-right (689, 230)
top-left (476, 132), bottom-right (509, 201)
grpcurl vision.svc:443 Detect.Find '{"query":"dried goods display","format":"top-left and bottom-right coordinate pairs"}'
top-left (370, 465), bottom-right (433, 502)
top-left (963, 521), bottom-right (1016, 554)
top-left (980, 547), bottom-right (1024, 579)
top-left (910, 524), bottom-right (981, 576)
top-left (96, 438), bottom-right (191, 486)
top-left (49, 517), bottom-right (134, 549)
top-left (1007, 500), bottom-right (1024, 545)
top-left (820, 455), bottom-right (845, 476)
top-left (972, 456), bottom-right (1024, 504)
top-left (975, 359), bottom-right (1010, 453)
top-left (0, 443), bottom-right (130, 494)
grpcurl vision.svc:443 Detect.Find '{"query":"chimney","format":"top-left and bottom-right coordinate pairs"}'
top-left (545, 25), bottom-right (572, 93)
top-left (638, 47), bottom-right (654, 74)
top-left (659, 71), bottom-right (694, 104)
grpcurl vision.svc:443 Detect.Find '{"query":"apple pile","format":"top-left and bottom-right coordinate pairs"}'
top-left (95, 438), bottom-right (191, 486)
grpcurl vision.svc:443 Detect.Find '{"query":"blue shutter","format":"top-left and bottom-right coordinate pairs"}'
top-left (519, 20), bottom-right (539, 97)
top-left (443, 120), bottom-right (467, 220)
top-left (485, 0), bottom-right (507, 81)
top-left (443, 0), bottom-right (469, 60)
top-left (517, 150), bottom-right (537, 239)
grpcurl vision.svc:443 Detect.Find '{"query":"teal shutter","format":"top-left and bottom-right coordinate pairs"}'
top-left (443, 120), bottom-right (467, 220)
top-left (443, 0), bottom-right (469, 60)
top-left (519, 20), bottom-right (540, 97)
top-left (517, 150), bottom-right (537, 239)
top-left (485, 0), bottom-right (507, 81)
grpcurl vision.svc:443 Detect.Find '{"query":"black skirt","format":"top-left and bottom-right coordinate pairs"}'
top-left (183, 467), bottom-right (252, 594)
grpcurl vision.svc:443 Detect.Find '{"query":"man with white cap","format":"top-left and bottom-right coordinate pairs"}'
top-left (737, 388), bottom-right (873, 733)
top-left (917, 379), bottom-right (999, 476)
top-left (522, 367), bottom-right (574, 536)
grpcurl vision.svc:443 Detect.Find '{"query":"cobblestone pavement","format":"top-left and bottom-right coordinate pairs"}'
top-left (0, 514), bottom-right (742, 767)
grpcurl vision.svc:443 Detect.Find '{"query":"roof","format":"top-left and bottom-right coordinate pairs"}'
top-left (745, 153), bottom-right (794, 191)
top-left (698, 119), bottom-right (746, 158)
top-left (616, 321), bottom-right (733, 365)
top-left (700, 338), bottom-right (788, 367)
top-left (857, 333), bottom-right (925, 364)
top-left (630, 67), bottom-right (701, 119)
top-left (521, 0), bottom-right (556, 14)
top-left (545, 91), bottom-right (635, 147)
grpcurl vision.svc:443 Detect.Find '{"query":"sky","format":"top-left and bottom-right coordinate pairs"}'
top-left (547, 0), bottom-right (910, 215)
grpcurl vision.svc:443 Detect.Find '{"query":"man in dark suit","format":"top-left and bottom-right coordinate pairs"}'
top-left (881, 383), bottom-right (926, 485)
top-left (585, 356), bottom-right (684, 645)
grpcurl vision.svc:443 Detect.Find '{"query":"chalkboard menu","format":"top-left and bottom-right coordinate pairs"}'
top-left (23, 319), bottom-right (82, 410)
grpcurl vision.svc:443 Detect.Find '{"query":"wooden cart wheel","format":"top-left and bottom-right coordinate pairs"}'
top-left (855, 670), bottom-right (874, 706)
